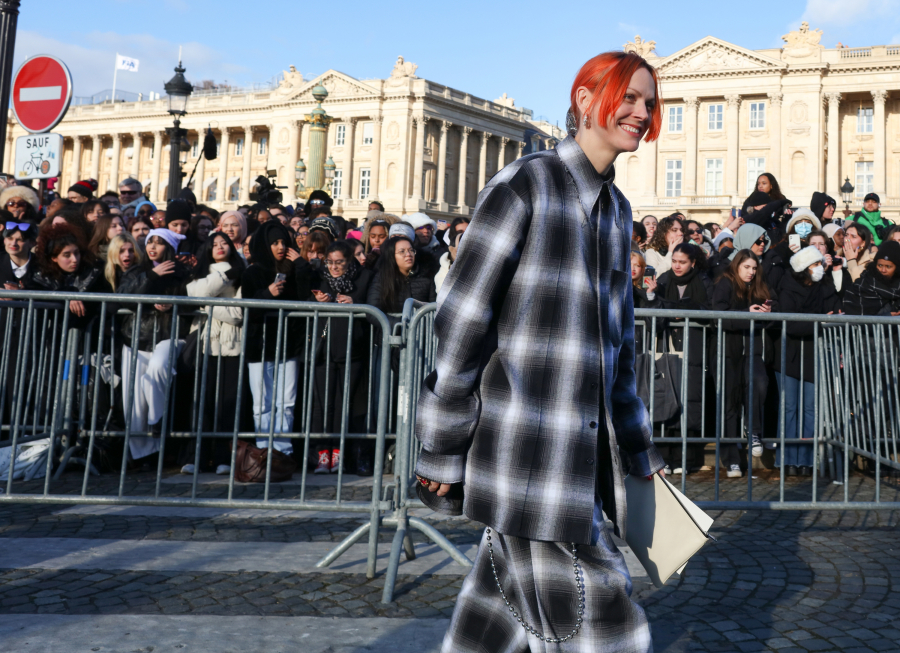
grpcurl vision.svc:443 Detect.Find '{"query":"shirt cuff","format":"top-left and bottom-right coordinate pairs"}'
top-left (414, 449), bottom-right (466, 485)
top-left (628, 445), bottom-right (666, 477)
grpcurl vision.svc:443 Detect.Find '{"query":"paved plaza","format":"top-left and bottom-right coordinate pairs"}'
top-left (0, 470), bottom-right (898, 652)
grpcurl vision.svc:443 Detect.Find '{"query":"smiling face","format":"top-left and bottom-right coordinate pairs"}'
top-left (52, 244), bottom-right (81, 273)
top-left (325, 251), bottom-right (348, 278)
top-left (4, 231), bottom-right (31, 259)
top-left (738, 258), bottom-right (758, 284)
top-left (589, 67), bottom-right (656, 156)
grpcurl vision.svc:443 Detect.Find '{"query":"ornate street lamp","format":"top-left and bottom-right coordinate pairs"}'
top-left (840, 177), bottom-right (855, 217)
top-left (324, 155), bottom-right (336, 193)
top-left (295, 159), bottom-right (307, 197)
top-left (164, 59), bottom-right (193, 201)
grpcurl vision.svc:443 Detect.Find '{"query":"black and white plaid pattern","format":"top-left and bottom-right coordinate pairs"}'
top-left (414, 135), bottom-right (664, 544)
top-left (442, 526), bottom-right (653, 652)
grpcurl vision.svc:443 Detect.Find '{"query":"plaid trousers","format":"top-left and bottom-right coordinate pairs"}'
top-left (442, 525), bottom-right (652, 653)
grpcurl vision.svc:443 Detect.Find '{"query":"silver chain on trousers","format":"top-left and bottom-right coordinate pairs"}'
top-left (485, 528), bottom-right (585, 644)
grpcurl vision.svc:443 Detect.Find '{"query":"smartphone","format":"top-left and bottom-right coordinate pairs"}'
top-left (0, 174), bottom-right (7, 183)
top-left (730, 207), bottom-right (741, 219)
top-left (436, 219), bottom-right (449, 230)
top-left (642, 265), bottom-right (656, 289)
top-left (789, 234), bottom-right (801, 249)
top-left (274, 273), bottom-right (286, 283)
top-left (763, 299), bottom-right (773, 307)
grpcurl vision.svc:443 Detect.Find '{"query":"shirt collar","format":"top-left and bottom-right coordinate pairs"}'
top-left (10, 254), bottom-right (30, 277)
top-left (556, 135), bottom-right (616, 222)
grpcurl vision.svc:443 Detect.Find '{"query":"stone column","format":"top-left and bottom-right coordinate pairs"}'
top-left (194, 131), bottom-right (205, 201)
top-left (825, 93), bottom-right (841, 198)
top-left (683, 97), bottom-right (699, 196)
top-left (89, 134), bottom-right (101, 182)
top-left (872, 90), bottom-right (888, 196)
top-left (436, 121), bottom-right (450, 204)
top-left (370, 115), bottom-right (383, 200)
top-left (239, 125), bottom-right (253, 203)
top-left (217, 128), bottom-right (230, 205)
top-left (411, 116), bottom-right (428, 201)
top-left (70, 136), bottom-right (82, 188)
top-left (150, 131), bottom-right (163, 203)
top-left (109, 134), bottom-right (122, 190)
top-left (517, 141), bottom-right (525, 159)
top-left (285, 121), bottom-right (301, 204)
top-left (130, 132), bottom-right (141, 179)
top-left (342, 119), bottom-right (356, 201)
top-left (725, 95), bottom-right (741, 198)
top-left (478, 131), bottom-right (491, 191)
top-left (497, 137), bottom-right (508, 172)
top-left (458, 126), bottom-right (471, 208)
top-left (766, 93), bottom-right (783, 182)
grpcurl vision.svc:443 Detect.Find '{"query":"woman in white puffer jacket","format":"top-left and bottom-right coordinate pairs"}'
top-left (181, 231), bottom-right (246, 475)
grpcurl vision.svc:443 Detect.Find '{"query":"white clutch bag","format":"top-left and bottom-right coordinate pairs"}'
top-left (624, 473), bottom-right (715, 588)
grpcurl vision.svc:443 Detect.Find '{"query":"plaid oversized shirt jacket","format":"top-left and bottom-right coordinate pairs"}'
top-left (414, 135), bottom-right (665, 545)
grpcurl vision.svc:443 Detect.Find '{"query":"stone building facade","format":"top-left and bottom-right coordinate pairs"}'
top-left (621, 24), bottom-right (900, 222)
top-left (4, 58), bottom-right (558, 222)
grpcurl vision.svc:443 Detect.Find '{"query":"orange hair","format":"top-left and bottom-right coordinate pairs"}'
top-left (570, 51), bottom-right (663, 142)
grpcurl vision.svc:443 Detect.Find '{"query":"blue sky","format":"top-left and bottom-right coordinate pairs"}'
top-left (14, 0), bottom-right (900, 126)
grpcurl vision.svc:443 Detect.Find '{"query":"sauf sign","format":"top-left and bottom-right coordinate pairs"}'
top-left (14, 134), bottom-right (62, 180)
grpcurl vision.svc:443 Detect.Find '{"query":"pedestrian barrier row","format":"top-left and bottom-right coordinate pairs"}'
top-left (1, 291), bottom-right (898, 603)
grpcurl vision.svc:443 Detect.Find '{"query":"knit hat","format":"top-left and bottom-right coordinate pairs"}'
top-left (875, 240), bottom-right (900, 267)
top-left (308, 216), bottom-right (340, 240)
top-left (790, 245), bottom-right (824, 273)
top-left (863, 193), bottom-right (880, 204)
top-left (165, 200), bottom-right (192, 225)
top-left (785, 208), bottom-right (821, 233)
top-left (146, 228), bottom-right (185, 252)
top-left (810, 192), bottom-right (836, 220)
top-left (0, 184), bottom-right (40, 211)
top-left (404, 212), bottom-right (435, 231)
top-left (388, 223), bottom-right (415, 242)
top-left (133, 200), bottom-right (157, 216)
top-left (67, 179), bottom-right (97, 199)
top-left (304, 190), bottom-right (333, 217)
top-left (712, 228), bottom-right (734, 250)
top-left (822, 223), bottom-right (843, 240)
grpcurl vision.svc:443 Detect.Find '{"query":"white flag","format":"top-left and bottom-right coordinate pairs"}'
top-left (116, 54), bottom-right (140, 73)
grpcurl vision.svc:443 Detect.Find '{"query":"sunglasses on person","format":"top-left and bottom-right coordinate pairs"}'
top-left (6, 200), bottom-right (27, 209)
top-left (687, 229), bottom-right (703, 235)
top-left (5, 221), bottom-right (32, 232)
top-left (119, 189), bottom-right (140, 196)
top-left (754, 237), bottom-right (769, 247)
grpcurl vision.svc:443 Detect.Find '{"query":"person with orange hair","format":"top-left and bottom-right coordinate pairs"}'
top-left (414, 51), bottom-right (663, 651)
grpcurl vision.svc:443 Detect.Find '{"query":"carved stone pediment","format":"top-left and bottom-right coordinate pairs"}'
top-left (658, 37), bottom-right (784, 75)
top-left (781, 22), bottom-right (824, 61)
top-left (290, 71), bottom-right (380, 102)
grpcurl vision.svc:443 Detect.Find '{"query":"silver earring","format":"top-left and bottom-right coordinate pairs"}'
top-left (582, 115), bottom-right (590, 129)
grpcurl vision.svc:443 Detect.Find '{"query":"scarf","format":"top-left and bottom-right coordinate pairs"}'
top-left (325, 259), bottom-right (359, 295)
top-left (663, 265), bottom-right (708, 305)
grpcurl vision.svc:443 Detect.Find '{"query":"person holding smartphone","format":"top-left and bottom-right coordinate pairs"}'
top-left (711, 250), bottom-right (775, 478)
top-left (240, 221), bottom-right (314, 455)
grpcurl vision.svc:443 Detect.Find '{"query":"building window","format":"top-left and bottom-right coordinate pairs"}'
top-left (708, 104), bottom-right (724, 131)
top-left (335, 124), bottom-right (346, 146)
top-left (749, 102), bottom-right (766, 130)
top-left (705, 158), bottom-right (724, 196)
top-left (665, 160), bottom-right (682, 197)
top-left (332, 169), bottom-right (343, 198)
top-left (855, 161), bottom-right (874, 197)
top-left (746, 157), bottom-right (766, 195)
top-left (206, 180), bottom-right (217, 202)
top-left (228, 182), bottom-right (240, 202)
top-left (258, 137), bottom-right (267, 156)
top-left (149, 144), bottom-right (154, 160)
top-left (362, 122), bottom-right (374, 145)
top-left (359, 168), bottom-right (371, 199)
top-left (668, 106), bottom-right (683, 133)
top-left (857, 107), bottom-right (873, 133)
top-left (191, 140), bottom-right (198, 157)
top-left (235, 138), bottom-right (244, 156)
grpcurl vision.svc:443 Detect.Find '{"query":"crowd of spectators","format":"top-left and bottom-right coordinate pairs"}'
top-left (0, 175), bottom-right (469, 477)
top-left (632, 173), bottom-right (900, 479)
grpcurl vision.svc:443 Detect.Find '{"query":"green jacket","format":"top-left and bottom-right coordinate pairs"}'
top-left (853, 209), bottom-right (891, 246)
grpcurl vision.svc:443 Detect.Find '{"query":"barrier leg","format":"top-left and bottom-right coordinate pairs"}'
top-left (314, 520), bottom-right (372, 569)
top-left (381, 510), bottom-right (409, 604)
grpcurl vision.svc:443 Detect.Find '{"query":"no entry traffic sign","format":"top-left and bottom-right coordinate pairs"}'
top-left (12, 55), bottom-right (73, 134)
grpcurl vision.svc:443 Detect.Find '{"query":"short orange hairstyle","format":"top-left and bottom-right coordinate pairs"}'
top-left (570, 51), bottom-right (663, 142)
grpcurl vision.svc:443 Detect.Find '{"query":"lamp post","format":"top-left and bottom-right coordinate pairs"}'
top-left (324, 155), bottom-right (336, 194)
top-left (0, 1), bottom-right (19, 171)
top-left (164, 59), bottom-right (193, 202)
top-left (840, 177), bottom-right (855, 218)
top-left (295, 159), bottom-right (306, 198)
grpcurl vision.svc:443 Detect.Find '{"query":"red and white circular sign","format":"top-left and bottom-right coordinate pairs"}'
top-left (12, 55), bottom-right (73, 134)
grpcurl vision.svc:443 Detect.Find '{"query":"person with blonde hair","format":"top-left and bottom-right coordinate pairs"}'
top-left (104, 233), bottom-right (141, 291)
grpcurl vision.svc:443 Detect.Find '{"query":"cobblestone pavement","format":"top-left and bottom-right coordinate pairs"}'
top-left (0, 470), bottom-right (898, 652)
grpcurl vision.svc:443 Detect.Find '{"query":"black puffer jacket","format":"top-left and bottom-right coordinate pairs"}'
top-left (842, 270), bottom-right (900, 316)
top-left (116, 260), bottom-right (191, 351)
top-left (366, 264), bottom-right (437, 322)
top-left (774, 273), bottom-right (841, 381)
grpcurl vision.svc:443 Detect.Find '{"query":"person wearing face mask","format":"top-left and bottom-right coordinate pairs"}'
top-left (773, 246), bottom-right (841, 477)
top-left (843, 240), bottom-right (900, 316)
top-left (808, 230), bottom-right (851, 298)
top-left (712, 250), bottom-right (775, 478)
top-left (241, 221), bottom-right (314, 456)
top-left (852, 193), bottom-right (894, 246)
top-left (644, 215), bottom-right (685, 276)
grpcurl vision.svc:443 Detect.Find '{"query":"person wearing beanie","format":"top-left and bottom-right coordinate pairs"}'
top-left (308, 216), bottom-right (341, 240)
top-left (843, 240), bottom-right (900, 316)
top-left (388, 222), bottom-right (415, 242)
top-left (809, 192), bottom-right (837, 224)
top-left (852, 193), bottom-right (893, 246)
top-left (178, 187), bottom-right (197, 210)
top-left (404, 212), bottom-right (448, 259)
top-left (0, 185), bottom-right (40, 222)
top-left (166, 200), bottom-right (192, 235)
top-left (822, 223), bottom-right (844, 256)
top-left (775, 244), bottom-right (840, 477)
top-left (712, 228), bottom-right (734, 253)
top-left (67, 180), bottom-right (97, 203)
